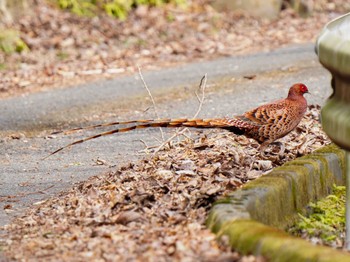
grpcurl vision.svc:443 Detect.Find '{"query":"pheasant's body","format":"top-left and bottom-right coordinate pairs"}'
top-left (47, 83), bottom-right (309, 157)
top-left (237, 87), bottom-right (308, 146)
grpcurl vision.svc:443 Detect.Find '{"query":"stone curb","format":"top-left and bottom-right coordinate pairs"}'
top-left (207, 144), bottom-right (350, 261)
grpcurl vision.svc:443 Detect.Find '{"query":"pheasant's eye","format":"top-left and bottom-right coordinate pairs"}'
top-left (300, 84), bottom-right (308, 93)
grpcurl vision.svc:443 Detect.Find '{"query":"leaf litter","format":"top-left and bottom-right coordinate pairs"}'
top-left (1, 105), bottom-right (331, 261)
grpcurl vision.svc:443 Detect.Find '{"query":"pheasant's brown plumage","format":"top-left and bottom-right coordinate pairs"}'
top-left (46, 83), bottom-right (309, 158)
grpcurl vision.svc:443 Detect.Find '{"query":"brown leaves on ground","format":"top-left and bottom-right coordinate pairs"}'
top-left (1, 105), bottom-right (330, 261)
top-left (0, 0), bottom-right (348, 98)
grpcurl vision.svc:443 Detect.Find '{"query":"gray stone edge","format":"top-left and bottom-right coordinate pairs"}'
top-left (206, 144), bottom-right (350, 261)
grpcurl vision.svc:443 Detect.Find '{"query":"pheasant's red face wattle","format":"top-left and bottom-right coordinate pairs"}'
top-left (287, 83), bottom-right (309, 98)
top-left (299, 84), bottom-right (309, 94)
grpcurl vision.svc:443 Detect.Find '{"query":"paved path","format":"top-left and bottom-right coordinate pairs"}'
top-left (0, 43), bottom-right (332, 229)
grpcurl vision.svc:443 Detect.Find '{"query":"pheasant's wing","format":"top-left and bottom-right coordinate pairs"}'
top-left (243, 100), bottom-right (287, 125)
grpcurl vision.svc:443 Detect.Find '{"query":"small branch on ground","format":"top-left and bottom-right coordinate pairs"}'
top-left (16, 185), bottom-right (55, 198)
top-left (194, 74), bottom-right (207, 118)
top-left (138, 66), bottom-right (165, 141)
top-left (152, 74), bottom-right (208, 154)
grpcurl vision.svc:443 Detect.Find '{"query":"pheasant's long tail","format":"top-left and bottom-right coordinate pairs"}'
top-left (44, 118), bottom-right (240, 159)
top-left (51, 119), bottom-right (164, 135)
top-left (52, 117), bottom-right (248, 135)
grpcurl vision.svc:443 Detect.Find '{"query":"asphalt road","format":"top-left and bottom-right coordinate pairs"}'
top-left (0, 43), bottom-right (332, 230)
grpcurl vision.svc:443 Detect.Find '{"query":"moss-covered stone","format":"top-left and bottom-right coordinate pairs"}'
top-left (218, 220), bottom-right (350, 261)
top-left (221, 144), bottom-right (345, 228)
top-left (207, 144), bottom-right (348, 261)
top-left (314, 144), bottom-right (346, 171)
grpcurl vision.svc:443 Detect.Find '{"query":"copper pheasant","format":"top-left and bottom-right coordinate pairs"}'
top-left (46, 83), bottom-right (309, 157)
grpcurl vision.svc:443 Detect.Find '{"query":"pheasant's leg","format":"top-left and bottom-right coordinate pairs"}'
top-left (273, 141), bottom-right (285, 156)
top-left (271, 141), bottom-right (286, 157)
top-left (258, 141), bottom-right (270, 158)
top-left (258, 141), bottom-right (269, 153)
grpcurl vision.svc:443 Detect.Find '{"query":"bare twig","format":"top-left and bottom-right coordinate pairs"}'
top-left (136, 139), bottom-right (155, 154)
top-left (152, 128), bottom-right (188, 154)
top-left (18, 185), bottom-right (55, 197)
top-left (138, 66), bottom-right (165, 141)
top-left (153, 74), bottom-right (208, 154)
top-left (194, 74), bottom-right (207, 118)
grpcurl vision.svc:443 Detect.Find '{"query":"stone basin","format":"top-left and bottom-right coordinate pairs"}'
top-left (316, 13), bottom-right (350, 150)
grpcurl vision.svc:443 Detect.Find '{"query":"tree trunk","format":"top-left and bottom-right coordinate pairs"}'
top-left (289, 0), bottom-right (313, 17)
top-left (210, 0), bottom-right (283, 19)
top-left (0, 0), bottom-right (29, 24)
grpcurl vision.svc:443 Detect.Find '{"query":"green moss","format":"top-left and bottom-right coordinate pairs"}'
top-left (277, 165), bottom-right (310, 202)
top-left (56, 0), bottom-right (97, 17)
top-left (219, 219), bottom-right (350, 261)
top-left (242, 166), bottom-right (311, 226)
top-left (0, 29), bottom-right (29, 54)
top-left (242, 175), bottom-right (287, 190)
top-left (285, 157), bottom-right (329, 200)
top-left (207, 144), bottom-right (349, 260)
top-left (297, 157), bottom-right (326, 189)
top-left (55, 0), bottom-right (187, 19)
top-left (289, 185), bottom-right (346, 247)
top-left (247, 152), bottom-right (345, 228)
top-left (207, 205), bottom-right (225, 232)
top-left (210, 144), bottom-right (346, 230)
top-left (56, 51), bottom-right (70, 60)
top-left (315, 144), bottom-right (345, 171)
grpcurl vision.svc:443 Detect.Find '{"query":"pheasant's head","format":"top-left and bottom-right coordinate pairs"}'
top-left (288, 83), bottom-right (309, 98)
